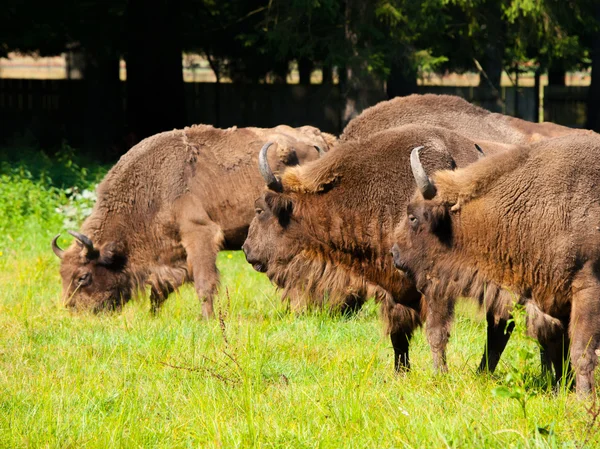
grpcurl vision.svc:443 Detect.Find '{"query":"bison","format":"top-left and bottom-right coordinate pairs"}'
top-left (391, 134), bottom-right (600, 394)
top-left (243, 124), bottom-right (558, 373)
top-left (340, 94), bottom-right (590, 144)
top-left (52, 124), bottom-right (335, 317)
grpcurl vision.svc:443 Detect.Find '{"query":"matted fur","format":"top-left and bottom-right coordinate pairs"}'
top-left (57, 124), bottom-right (336, 314)
top-left (392, 133), bottom-right (600, 392)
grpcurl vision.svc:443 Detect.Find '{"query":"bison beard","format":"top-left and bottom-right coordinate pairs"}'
top-left (393, 137), bottom-right (600, 395)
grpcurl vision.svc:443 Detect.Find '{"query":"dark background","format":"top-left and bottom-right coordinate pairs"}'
top-left (1, 0), bottom-right (599, 161)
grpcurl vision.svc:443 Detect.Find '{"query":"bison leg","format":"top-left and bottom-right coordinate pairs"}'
top-left (186, 230), bottom-right (222, 319)
top-left (425, 296), bottom-right (454, 373)
top-left (384, 292), bottom-right (421, 373)
top-left (477, 314), bottom-right (514, 374)
top-left (541, 330), bottom-right (572, 387)
top-left (391, 330), bottom-right (412, 372)
top-left (179, 215), bottom-right (223, 319)
top-left (149, 268), bottom-right (189, 315)
top-left (570, 265), bottom-right (600, 396)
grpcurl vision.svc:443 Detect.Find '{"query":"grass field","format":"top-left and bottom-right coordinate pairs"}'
top-left (1, 148), bottom-right (600, 448)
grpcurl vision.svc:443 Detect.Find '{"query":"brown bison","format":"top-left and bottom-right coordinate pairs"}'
top-left (391, 134), bottom-right (600, 394)
top-left (243, 124), bottom-right (558, 372)
top-left (52, 124), bottom-right (335, 317)
top-left (340, 94), bottom-right (590, 144)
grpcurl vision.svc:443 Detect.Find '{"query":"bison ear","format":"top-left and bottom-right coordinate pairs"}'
top-left (264, 191), bottom-right (293, 226)
top-left (424, 205), bottom-right (452, 243)
top-left (277, 146), bottom-right (300, 167)
top-left (98, 241), bottom-right (127, 269)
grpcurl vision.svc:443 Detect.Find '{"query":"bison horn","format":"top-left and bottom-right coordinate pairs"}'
top-left (410, 146), bottom-right (437, 200)
top-left (68, 230), bottom-right (95, 253)
top-left (474, 144), bottom-right (485, 159)
top-left (314, 145), bottom-right (326, 157)
top-left (52, 234), bottom-right (65, 259)
top-left (259, 142), bottom-right (283, 192)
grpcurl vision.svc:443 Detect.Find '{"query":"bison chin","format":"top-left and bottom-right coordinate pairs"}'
top-left (246, 257), bottom-right (267, 273)
top-left (242, 243), bottom-right (268, 273)
top-left (63, 286), bottom-right (132, 314)
top-left (391, 244), bottom-right (412, 277)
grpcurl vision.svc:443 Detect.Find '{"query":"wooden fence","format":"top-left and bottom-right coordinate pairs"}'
top-left (0, 79), bottom-right (590, 150)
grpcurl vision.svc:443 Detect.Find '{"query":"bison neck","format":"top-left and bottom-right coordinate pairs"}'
top-left (284, 200), bottom-right (407, 300)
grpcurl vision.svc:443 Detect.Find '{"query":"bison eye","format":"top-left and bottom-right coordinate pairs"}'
top-left (408, 214), bottom-right (419, 230)
top-left (255, 208), bottom-right (264, 216)
top-left (78, 272), bottom-right (92, 286)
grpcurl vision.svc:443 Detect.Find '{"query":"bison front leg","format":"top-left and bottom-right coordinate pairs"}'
top-left (149, 267), bottom-right (189, 315)
top-left (390, 330), bottom-right (412, 372)
top-left (569, 266), bottom-right (600, 396)
top-left (477, 314), bottom-right (514, 374)
top-left (384, 291), bottom-right (422, 373)
top-left (180, 219), bottom-right (224, 319)
top-left (424, 295), bottom-right (454, 373)
top-left (540, 330), bottom-right (572, 387)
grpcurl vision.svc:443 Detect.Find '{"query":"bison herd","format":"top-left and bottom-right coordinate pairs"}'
top-left (52, 94), bottom-right (600, 396)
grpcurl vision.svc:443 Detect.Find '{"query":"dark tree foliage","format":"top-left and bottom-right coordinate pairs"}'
top-left (1, 0), bottom-right (600, 149)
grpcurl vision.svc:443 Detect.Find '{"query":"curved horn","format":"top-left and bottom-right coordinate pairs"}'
top-left (474, 143), bottom-right (485, 159)
top-left (259, 142), bottom-right (283, 192)
top-left (68, 230), bottom-right (95, 253)
top-left (314, 145), bottom-right (326, 157)
top-left (52, 234), bottom-right (65, 259)
top-left (410, 146), bottom-right (437, 200)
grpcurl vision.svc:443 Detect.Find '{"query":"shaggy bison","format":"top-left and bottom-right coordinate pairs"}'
top-left (340, 94), bottom-right (590, 144)
top-left (52, 124), bottom-right (335, 317)
top-left (391, 134), bottom-right (600, 394)
top-left (243, 125), bottom-right (556, 372)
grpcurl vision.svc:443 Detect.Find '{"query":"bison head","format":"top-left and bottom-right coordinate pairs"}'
top-left (242, 142), bottom-right (302, 278)
top-left (391, 146), bottom-right (455, 292)
top-left (52, 231), bottom-right (132, 312)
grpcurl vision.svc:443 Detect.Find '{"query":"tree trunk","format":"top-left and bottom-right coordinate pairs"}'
top-left (514, 64), bottom-right (520, 119)
top-left (534, 67), bottom-right (541, 123)
top-left (386, 58), bottom-right (417, 99)
top-left (321, 64), bottom-right (333, 85)
top-left (125, 0), bottom-right (186, 143)
top-left (548, 68), bottom-right (566, 86)
top-left (341, 0), bottom-right (384, 126)
top-left (298, 58), bottom-right (314, 85)
top-left (587, 5), bottom-right (600, 131)
top-left (81, 49), bottom-right (123, 159)
top-left (271, 60), bottom-right (289, 84)
top-left (477, 1), bottom-right (505, 113)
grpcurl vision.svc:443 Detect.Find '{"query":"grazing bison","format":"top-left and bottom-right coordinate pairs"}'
top-left (243, 124), bottom-right (557, 372)
top-left (52, 124), bottom-right (335, 317)
top-left (340, 94), bottom-right (590, 144)
top-left (391, 134), bottom-right (600, 394)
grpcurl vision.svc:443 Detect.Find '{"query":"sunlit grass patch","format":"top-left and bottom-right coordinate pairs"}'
top-left (1, 151), bottom-right (599, 447)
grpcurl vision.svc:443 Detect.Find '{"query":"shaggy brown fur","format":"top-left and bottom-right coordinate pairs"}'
top-left (392, 133), bottom-right (600, 394)
top-left (243, 124), bottom-right (551, 372)
top-left (340, 94), bottom-right (591, 144)
top-left (54, 124), bottom-right (335, 317)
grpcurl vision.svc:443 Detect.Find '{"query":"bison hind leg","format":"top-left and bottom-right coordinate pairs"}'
top-left (569, 264), bottom-right (600, 396)
top-left (339, 293), bottom-right (367, 316)
top-left (477, 313), bottom-right (515, 374)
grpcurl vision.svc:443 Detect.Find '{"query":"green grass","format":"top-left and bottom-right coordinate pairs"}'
top-left (1, 150), bottom-right (599, 448)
